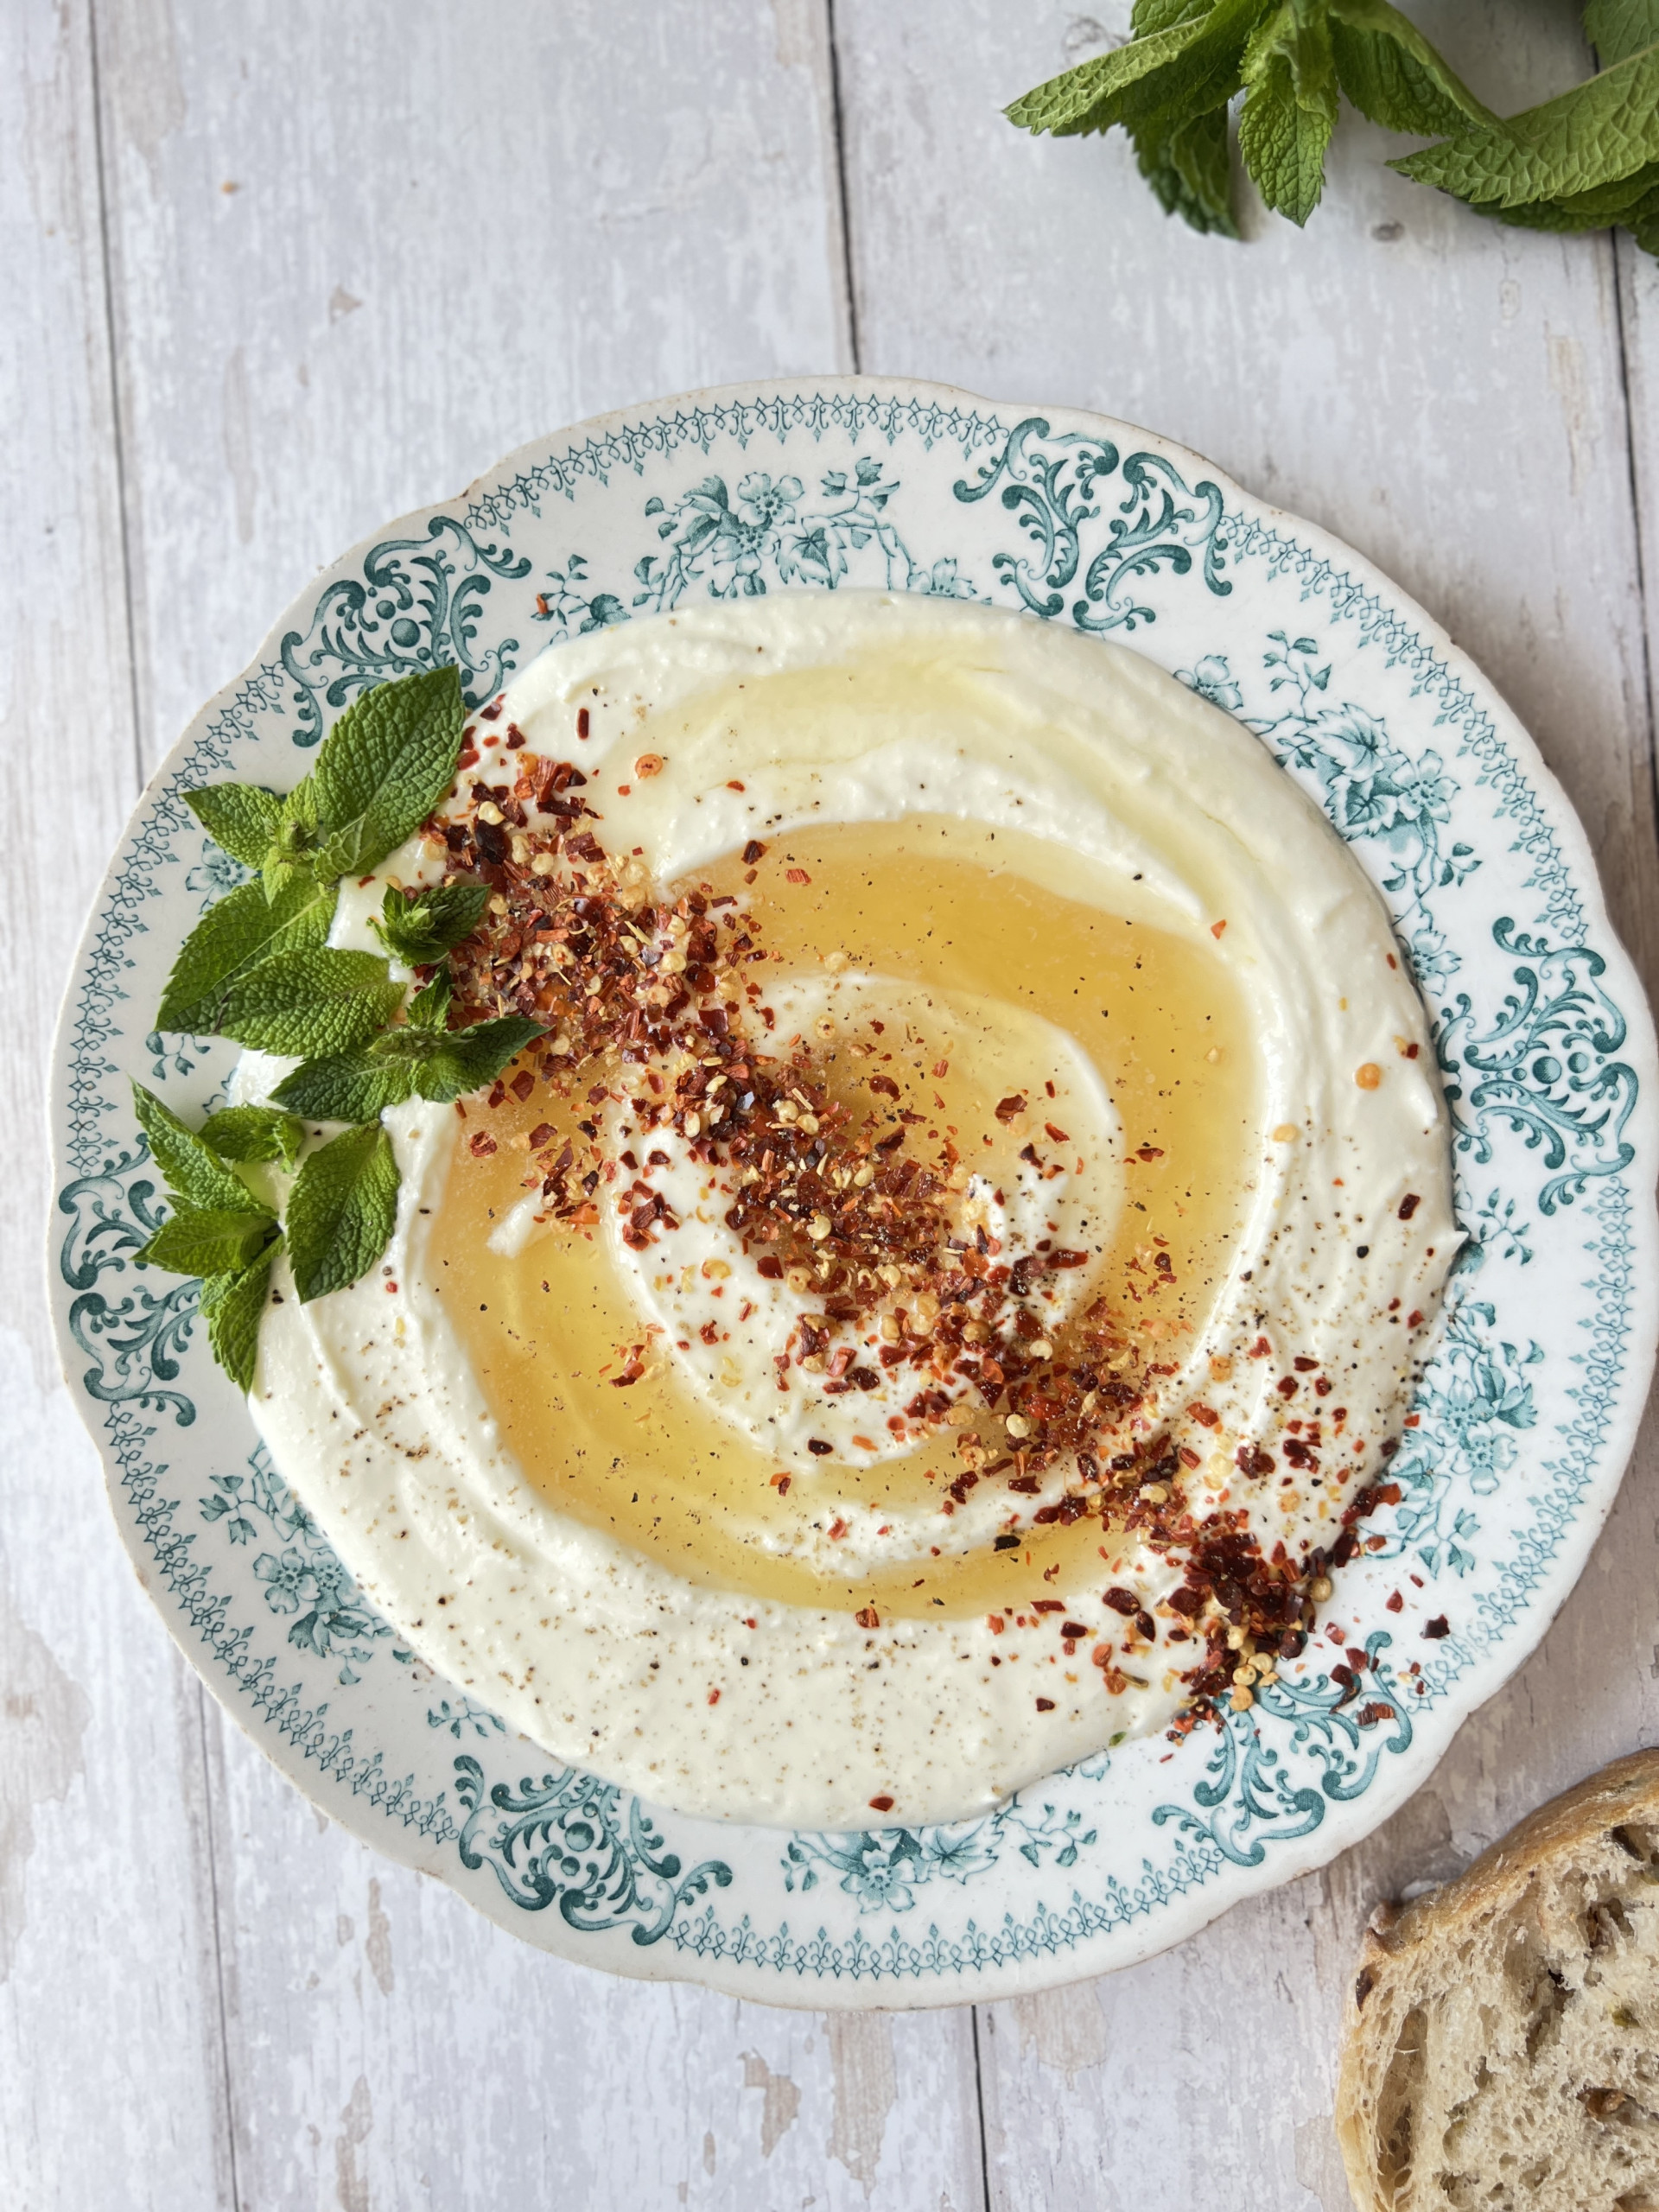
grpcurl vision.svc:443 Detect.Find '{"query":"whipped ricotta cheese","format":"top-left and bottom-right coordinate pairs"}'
top-left (246, 593), bottom-right (1456, 1829)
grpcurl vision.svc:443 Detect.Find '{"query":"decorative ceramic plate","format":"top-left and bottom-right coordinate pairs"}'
top-left (52, 379), bottom-right (1657, 2006)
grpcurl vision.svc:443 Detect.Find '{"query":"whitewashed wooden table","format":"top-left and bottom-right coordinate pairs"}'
top-left (6, 3), bottom-right (1657, 2204)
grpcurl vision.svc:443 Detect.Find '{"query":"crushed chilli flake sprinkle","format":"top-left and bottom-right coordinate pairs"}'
top-left (421, 768), bottom-right (1425, 1732)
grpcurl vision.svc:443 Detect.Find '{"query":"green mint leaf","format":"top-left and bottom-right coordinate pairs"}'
top-left (130, 1082), bottom-right (274, 1217)
top-left (156, 872), bottom-right (339, 1033)
top-left (409, 1015), bottom-right (543, 1104)
top-left (184, 784), bottom-right (284, 870)
top-left (263, 775), bottom-right (324, 899)
top-left (1392, 41), bottom-right (1659, 207)
top-left (404, 969), bottom-right (453, 1033)
top-left (1474, 162), bottom-right (1659, 236)
top-left (1239, 1), bottom-right (1339, 226)
top-left (138, 1206), bottom-right (280, 1278)
top-left (1131, 104), bottom-right (1240, 233)
top-left (1133, 0), bottom-right (1216, 29)
top-left (311, 665), bottom-right (467, 882)
top-left (216, 948), bottom-right (404, 1056)
top-left (286, 1123), bottom-right (401, 1302)
top-left (370, 880), bottom-right (489, 967)
top-left (1584, 0), bottom-right (1659, 67)
top-left (199, 1103), bottom-right (304, 1168)
top-left (200, 1239), bottom-right (280, 1391)
top-left (1007, 0), bottom-right (1265, 138)
top-left (1326, 0), bottom-right (1496, 135)
top-left (270, 1052), bottom-right (417, 1122)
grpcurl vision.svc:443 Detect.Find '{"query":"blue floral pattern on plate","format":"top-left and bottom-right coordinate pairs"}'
top-left (49, 382), bottom-right (1656, 2005)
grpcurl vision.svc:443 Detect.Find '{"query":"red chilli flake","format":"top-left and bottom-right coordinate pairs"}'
top-left (420, 768), bottom-right (1430, 1742)
top-left (868, 1795), bottom-right (894, 1813)
top-left (1035, 1697), bottom-right (1056, 1711)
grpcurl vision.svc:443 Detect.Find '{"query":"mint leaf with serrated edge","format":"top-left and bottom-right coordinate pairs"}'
top-left (405, 969), bottom-right (452, 1031)
top-left (311, 664), bottom-right (467, 882)
top-left (273, 1006), bottom-right (541, 1119)
top-left (1007, 0), bottom-right (1265, 138)
top-left (130, 1082), bottom-right (274, 1217)
top-left (215, 948), bottom-right (404, 1056)
top-left (1238, 1), bottom-right (1339, 226)
top-left (1003, 0), bottom-right (1658, 253)
top-left (200, 1104), bottom-right (304, 1168)
top-left (286, 1123), bottom-right (401, 1303)
top-left (1585, 0), bottom-right (1659, 66)
top-left (263, 774), bottom-right (324, 900)
top-left (184, 784), bottom-right (283, 870)
top-left (139, 1207), bottom-right (280, 1278)
top-left (1133, 0), bottom-right (1217, 30)
top-left (270, 1052), bottom-right (417, 1122)
top-left (1326, 0), bottom-right (1495, 136)
top-left (1392, 41), bottom-right (1659, 209)
top-left (370, 880), bottom-right (489, 967)
top-left (156, 872), bottom-right (339, 1033)
top-left (200, 1241), bottom-right (280, 1392)
top-left (1131, 105), bottom-right (1239, 234)
top-left (404, 1015), bottom-right (543, 1103)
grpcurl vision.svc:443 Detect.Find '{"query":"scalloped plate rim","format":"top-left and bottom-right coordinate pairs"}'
top-left (48, 375), bottom-right (1659, 2007)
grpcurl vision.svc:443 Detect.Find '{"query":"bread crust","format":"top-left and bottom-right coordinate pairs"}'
top-left (1336, 1746), bottom-right (1659, 2212)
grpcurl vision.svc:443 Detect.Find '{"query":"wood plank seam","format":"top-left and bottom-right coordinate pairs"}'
top-left (969, 2004), bottom-right (994, 2212)
top-left (84, 2), bottom-right (245, 2195)
top-left (1612, 233), bottom-right (1659, 849)
top-left (823, 0), bottom-right (864, 374)
top-left (195, 1686), bottom-right (247, 2212)
top-left (84, 0), bottom-right (149, 798)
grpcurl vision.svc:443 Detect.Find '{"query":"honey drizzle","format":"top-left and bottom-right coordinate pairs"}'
top-left (429, 817), bottom-right (1257, 1617)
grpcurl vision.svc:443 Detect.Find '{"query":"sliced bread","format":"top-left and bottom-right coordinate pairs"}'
top-left (1337, 1746), bottom-right (1659, 2212)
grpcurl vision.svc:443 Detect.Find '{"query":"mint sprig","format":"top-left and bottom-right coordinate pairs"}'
top-left (130, 1081), bottom-right (283, 1389)
top-left (271, 1010), bottom-right (544, 1121)
top-left (156, 874), bottom-right (339, 1035)
top-left (132, 1082), bottom-right (277, 1218)
top-left (1007, 0), bottom-right (1659, 251)
top-left (214, 947), bottom-right (404, 1056)
top-left (370, 880), bottom-right (490, 966)
top-left (142, 664), bottom-right (545, 1387)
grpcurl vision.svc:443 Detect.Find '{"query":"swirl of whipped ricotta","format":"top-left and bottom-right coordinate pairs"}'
top-left (246, 592), bottom-right (1456, 1829)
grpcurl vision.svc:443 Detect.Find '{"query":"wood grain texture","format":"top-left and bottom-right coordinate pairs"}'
top-left (835, 3), bottom-right (1659, 2205)
top-left (93, 0), bottom-right (855, 772)
top-left (203, 1716), bottom-right (984, 2209)
top-left (7, 0), bottom-right (1658, 2203)
top-left (2, 6), bottom-right (236, 2209)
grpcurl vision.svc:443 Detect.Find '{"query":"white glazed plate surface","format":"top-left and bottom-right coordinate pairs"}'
top-left (51, 378), bottom-right (1658, 2006)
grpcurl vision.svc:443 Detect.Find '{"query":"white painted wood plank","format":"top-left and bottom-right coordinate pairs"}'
top-left (1617, 232), bottom-right (1659, 796)
top-left (204, 1700), bottom-right (985, 2209)
top-left (89, 4), bottom-right (983, 2204)
top-left (832, 4), bottom-right (1659, 2205)
top-left (0, 3), bottom-right (236, 2204)
top-left (93, 0), bottom-right (855, 776)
